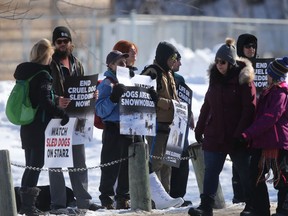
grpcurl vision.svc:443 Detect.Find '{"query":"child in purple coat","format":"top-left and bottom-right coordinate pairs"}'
top-left (242, 57), bottom-right (288, 216)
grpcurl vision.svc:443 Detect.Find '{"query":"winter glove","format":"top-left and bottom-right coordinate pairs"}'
top-left (195, 131), bottom-right (204, 144)
top-left (60, 113), bottom-right (69, 126)
top-left (232, 136), bottom-right (248, 150)
top-left (129, 69), bottom-right (135, 78)
top-left (110, 83), bottom-right (127, 103)
top-left (148, 71), bottom-right (157, 80)
top-left (148, 87), bottom-right (158, 105)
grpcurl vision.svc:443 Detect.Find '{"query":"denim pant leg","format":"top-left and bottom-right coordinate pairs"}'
top-left (69, 144), bottom-right (92, 209)
top-left (229, 151), bottom-right (251, 203)
top-left (49, 170), bottom-right (67, 208)
top-left (203, 151), bottom-right (227, 197)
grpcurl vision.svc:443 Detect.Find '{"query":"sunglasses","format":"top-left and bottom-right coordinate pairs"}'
top-left (244, 44), bottom-right (256, 49)
top-left (170, 54), bottom-right (177, 62)
top-left (55, 39), bottom-right (70, 45)
top-left (215, 59), bottom-right (227, 65)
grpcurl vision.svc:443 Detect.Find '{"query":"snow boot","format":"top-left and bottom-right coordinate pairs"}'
top-left (188, 194), bottom-right (214, 216)
top-left (240, 201), bottom-right (254, 216)
top-left (19, 187), bottom-right (45, 216)
top-left (115, 197), bottom-right (130, 209)
top-left (239, 202), bottom-right (269, 216)
top-left (149, 172), bottom-right (184, 209)
top-left (273, 190), bottom-right (288, 216)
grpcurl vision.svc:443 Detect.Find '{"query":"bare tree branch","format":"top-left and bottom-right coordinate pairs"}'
top-left (0, 0), bottom-right (41, 20)
top-left (58, 0), bottom-right (110, 12)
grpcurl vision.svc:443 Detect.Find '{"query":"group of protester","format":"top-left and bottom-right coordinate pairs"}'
top-left (13, 24), bottom-right (288, 216)
top-left (16, 26), bottom-right (103, 216)
top-left (189, 34), bottom-right (288, 216)
top-left (95, 40), bottom-right (192, 210)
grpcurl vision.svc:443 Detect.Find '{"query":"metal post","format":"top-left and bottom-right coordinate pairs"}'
top-left (188, 142), bottom-right (225, 209)
top-left (128, 142), bottom-right (151, 211)
top-left (0, 150), bottom-right (17, 215)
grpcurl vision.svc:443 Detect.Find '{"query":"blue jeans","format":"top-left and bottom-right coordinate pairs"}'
top-left (203, 150), bottom-right (251, 202)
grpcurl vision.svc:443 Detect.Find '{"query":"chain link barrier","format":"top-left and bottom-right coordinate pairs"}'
top-left (11, 155), bottom-right (134, 173)
top-left (10, 145), bottom-right (232, 172)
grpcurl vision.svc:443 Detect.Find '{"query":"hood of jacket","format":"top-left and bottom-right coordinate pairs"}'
top-left (236, 33), bottom-right (258, 59)
top-left (103, 69), bottom-right (118, 83)
top-left (14, 62), bottom-right (51, 80)
top-left (208, 57), bottom-right (254, 85)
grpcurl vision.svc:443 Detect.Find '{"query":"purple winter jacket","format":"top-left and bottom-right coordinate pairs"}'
top-left (195, 58), bottom-right (257, 153)
top-left (243, 82), bottom-right (288, 150)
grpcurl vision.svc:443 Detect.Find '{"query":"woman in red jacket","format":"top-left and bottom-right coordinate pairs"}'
top-left (189, 38), bottom-right (257, 216)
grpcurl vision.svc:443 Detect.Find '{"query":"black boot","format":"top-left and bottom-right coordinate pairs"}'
top-left (240, 203), bottom-right (270, 216)
top-left (115, 197), bottom-right (130, 209)
top-left (240, 204), bottom-right (257, 216)
top-left (188, 194), bottom-right (214, 216)
top-left (274, 190), bottom-right (288, 216)
top-left (19, 187), bottom-right (44, 216)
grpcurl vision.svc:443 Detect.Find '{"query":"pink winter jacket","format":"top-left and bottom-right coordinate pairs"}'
top-left (243, 82), bottom-right (288, 150)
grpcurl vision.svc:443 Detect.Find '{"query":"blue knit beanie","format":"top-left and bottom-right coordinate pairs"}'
top-left (267, 57), bottom-right (288, 81)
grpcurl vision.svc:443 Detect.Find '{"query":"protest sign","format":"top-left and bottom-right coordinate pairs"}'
top-left (177, 81), bottom-right (193, 118)
top-left (117, 66), bottom-right (156, 89)
top-left (64, 75), bottom-right (97, 144)
top-left (120, 86), bottom-right (156, 136)
top-left (252, 58), bottom-right (274, 96)
top-left (116, 67), bottom-right (157, 135)
top-left (163, 100), bottom-right (188, 168)
top-left (44, 118), bottom-right (77, 168)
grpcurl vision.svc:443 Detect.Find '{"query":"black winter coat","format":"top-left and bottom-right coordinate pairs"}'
top-left (14, 62), bottom-right (66, 149)
top-left (50, 54), bottom-right (84, 96)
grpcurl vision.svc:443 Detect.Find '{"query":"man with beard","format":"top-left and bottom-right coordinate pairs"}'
top-left (49, 26), bottom-right (102, 214)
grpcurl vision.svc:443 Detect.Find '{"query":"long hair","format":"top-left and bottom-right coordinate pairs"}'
top-left (30, 38), bottom-right (54, 64)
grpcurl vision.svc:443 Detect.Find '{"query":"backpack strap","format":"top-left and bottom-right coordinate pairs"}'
top-left (27, 70), bottom-right (51, 82)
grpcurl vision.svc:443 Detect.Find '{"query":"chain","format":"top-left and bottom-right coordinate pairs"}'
top-left (149, 154), bottom-right (192, 161)
top-left (10, 150), bottom-right (232, 173)
top-left (149, 155), bottom-right (234, 162)
top-left (11, 154), bottom-right (133, 172)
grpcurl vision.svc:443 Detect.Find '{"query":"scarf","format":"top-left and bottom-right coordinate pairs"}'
top-left (256, 149), bottom-right (280, 186)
